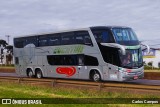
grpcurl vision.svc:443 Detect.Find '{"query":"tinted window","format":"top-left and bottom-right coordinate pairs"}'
top-left (49, 34), bottom-right (61, 46)
top-left (61, 32), bottom-right (75, 45)
top-left (47, 55), bottom-right (77, 65)
top-left (75, 35), bottom-right (84, 44)
top-left (25, 36), bottom-right (38, 47)
top-left (84, 55), bottom-right (99, 66)
top-left (47, 55), bottom-right (98, 66)
top-left (75, 31), bottom-right (93, 46)
top-left (78, 55), bottom-right (84, 65)
top-left (91, 29), bottom-right (114, 43)
top-left (38, 35), bottom-right (49, 46)
top-left (99, 45), bottom-right (120, 66)
top-left (14, 38), bottom-right (25, 48)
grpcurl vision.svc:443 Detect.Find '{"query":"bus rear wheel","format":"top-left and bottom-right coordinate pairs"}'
top-left (27, 69), bottom-right (34, 78)
top-left (36, 69), bottom-right (43, 79)
top-left (91, 71), bottom-right (101, 82)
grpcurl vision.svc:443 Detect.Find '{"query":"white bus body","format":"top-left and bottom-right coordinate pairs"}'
top-left (13, 26), bottom-right (144, 81)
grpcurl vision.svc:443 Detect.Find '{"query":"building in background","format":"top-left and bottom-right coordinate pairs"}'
top-left (143, 48), bottom-right (160, 68)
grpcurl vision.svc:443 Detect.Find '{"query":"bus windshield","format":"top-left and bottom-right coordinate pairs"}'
top-left (112, 28), bottom-right (139, 45)
top-left (119, 49), bottom-right (143, 69)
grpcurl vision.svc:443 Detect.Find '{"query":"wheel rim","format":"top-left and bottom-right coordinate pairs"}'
top-left (93, 73), bottom-right (100, 81)
top-left (37, 72), bottom-right (42, 78)
top-left (28, 71), bottom-right (33, 78)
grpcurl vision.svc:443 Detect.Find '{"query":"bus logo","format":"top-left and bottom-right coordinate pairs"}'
top-left (56, 67), bottom-right (76, 77)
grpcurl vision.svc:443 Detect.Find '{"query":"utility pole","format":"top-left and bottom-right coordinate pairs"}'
top-left (5, 35), bottom-right (10, 45)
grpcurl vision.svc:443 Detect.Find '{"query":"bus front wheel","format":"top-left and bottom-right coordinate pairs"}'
top-left (91, 70), bottom-right (101, 82)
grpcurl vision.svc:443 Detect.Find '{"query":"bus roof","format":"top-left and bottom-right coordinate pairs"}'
top-left (14, 26), bottom-right (131, 38)
top-left (90, 26), bottom-right (131, 29)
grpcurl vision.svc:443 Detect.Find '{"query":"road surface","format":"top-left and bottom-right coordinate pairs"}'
top-left (0, 72), bottom-right (160, 86)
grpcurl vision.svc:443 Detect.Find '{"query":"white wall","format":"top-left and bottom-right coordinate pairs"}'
top-left (143, 50), bottom-right (160, 68)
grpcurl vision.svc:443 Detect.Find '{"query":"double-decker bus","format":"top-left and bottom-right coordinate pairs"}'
top-left (13, 26), bottom-right (148, 81)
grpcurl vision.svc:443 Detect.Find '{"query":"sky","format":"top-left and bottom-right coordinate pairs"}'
top-left (0, 0), bottom-right (160, 47)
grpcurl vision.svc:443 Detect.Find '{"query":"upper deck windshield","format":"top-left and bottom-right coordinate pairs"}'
top-left (112, 28), bottom-right (139, 45)
top-left (119, 49), bottom-right (143, 69)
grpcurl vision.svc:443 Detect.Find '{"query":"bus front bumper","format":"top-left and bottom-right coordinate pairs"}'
top-left (121, 71), bottom-right (144, 81)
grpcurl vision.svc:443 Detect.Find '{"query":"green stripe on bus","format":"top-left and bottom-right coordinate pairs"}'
top-left (53, 45), bottom-right (84, 54)
top-left (125, 45), bottom-right (140, 49)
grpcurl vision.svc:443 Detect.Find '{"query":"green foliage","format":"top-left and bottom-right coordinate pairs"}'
top-left (144, 65), bottom-right (160, 70)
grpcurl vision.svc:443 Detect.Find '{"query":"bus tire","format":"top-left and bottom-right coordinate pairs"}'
top-left (27, 69), bottom-right (34, 78)
top-left (35, 69), bottom-right (43, 79)
top-left (91, 70), bottom-right (101, 82)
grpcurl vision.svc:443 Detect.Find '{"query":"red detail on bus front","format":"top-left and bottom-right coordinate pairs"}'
top-left (56, 67), bottom-right (76, 77)
top-left (134, 75), bottom-right (138, 80)
top-left (126, 69), bottom-right (132, 73)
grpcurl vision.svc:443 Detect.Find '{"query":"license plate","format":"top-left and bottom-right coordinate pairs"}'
top-left (134, 76), bottom-right (138, 79)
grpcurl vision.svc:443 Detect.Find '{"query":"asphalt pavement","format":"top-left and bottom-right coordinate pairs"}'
top-left (0, 72), bottom-right (160, 86)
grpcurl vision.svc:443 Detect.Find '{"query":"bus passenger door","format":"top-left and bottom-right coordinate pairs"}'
top-left (77, 66), bottom-right (88, 79)
top-left (77, 55), bottom-right (88, 79)
top-left (108, 64), bottom-right (119, 81)
top-left (107, 49), bottom-right (120, 81)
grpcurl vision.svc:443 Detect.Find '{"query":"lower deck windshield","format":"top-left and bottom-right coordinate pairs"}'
top-left (119, 49), bottom-right (143, 69)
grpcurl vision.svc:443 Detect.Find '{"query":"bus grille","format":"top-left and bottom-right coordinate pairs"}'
top-left (127, 71), bottom-right (143, 76)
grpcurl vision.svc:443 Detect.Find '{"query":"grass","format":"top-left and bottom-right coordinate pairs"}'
top-left (0, 66), bottom-right (14, 69)
top-left (144, 70), bottom-right (160, 72)
top-left (0, 82), bottom-right (159, 107)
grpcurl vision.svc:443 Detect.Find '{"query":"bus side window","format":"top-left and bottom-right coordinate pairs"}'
top-left (63, 55), bottom-right (77, 65)
top-left (75, 31), bottom-right (93, 46)
top-left (14, 38), bottom-right (25, 48)
top-left (61, 32), bottom-right (75, 45)
top-left (92, 32), bottom-right (102, 43)
top-left (75, 36), bottom-right (84, 44)
top-left (47, 55), bottom-right (77, 65)
top-left (25, 36), bottom-right (38, 47)
top-left (49, 34), bottom-right (61, 46)
top-left (84, 55), bottom-right (99, 66)
top-left (92, 29), bottom-right (114, 43)
top-left (38, 35), bottom-right (49, 46)
top-left (78, 55), bottom-right (84, 65)
top-left (84, 35), bottom-right (92, 46)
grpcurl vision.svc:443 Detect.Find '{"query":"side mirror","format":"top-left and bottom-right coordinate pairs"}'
top-left (140, 43), bottom-right (150, 54)
top-left (100, 43), bottom-right (126, 55)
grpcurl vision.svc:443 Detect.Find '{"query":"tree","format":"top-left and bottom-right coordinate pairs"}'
top-left (6, 45), bottom-right (13, 55)
top-left (5, 45), bottom-right (13, 65)
top-left (0, 39), bottom-right (8, 47)
top-left (0, 39), bottom-right (8, 64)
